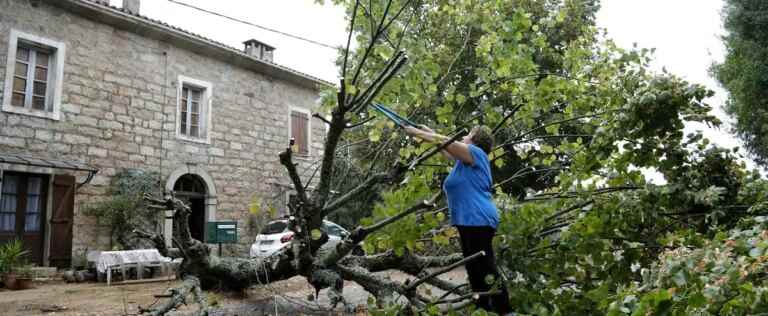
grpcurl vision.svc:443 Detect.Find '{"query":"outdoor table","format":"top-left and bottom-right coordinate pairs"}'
top-left (95, 249), bottom-right (172, 285)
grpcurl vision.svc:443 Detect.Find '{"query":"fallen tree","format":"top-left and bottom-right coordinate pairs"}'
top-left (129, 0), bottom-right (768, 315)
top-left (133, 2), bottom-right (489, 314)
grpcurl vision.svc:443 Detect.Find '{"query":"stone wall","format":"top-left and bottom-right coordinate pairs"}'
top-left (0, 0), bottom-right (326, 257)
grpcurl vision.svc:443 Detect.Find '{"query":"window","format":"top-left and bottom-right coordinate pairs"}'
top-left (0, 175), bottom-right (18, 232)
top-left (176, 76), bottom-right (212, 143)
top-left (260, 221), bottom-right (288, 235)
top-left (3, 29), bottom-right (65, 120)
top-left (0, 173), bottom-right (46, 233)
top-left (290, 108), bottom-right (310, 155)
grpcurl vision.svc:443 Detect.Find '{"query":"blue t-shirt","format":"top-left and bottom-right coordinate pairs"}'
top-left (443, 144), bottom-right (499, 228)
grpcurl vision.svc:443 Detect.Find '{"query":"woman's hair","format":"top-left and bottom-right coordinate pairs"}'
top-left (470, 126), bottom-right (494, 154)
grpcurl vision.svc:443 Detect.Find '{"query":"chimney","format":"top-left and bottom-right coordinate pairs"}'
top-left (122, 0), bottom-right (140, 14)
top-left (243, 39), bottom-right (275, 63)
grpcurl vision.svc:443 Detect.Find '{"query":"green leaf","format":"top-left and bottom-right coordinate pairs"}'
top-left (369, 129), bottom-right (381, 142)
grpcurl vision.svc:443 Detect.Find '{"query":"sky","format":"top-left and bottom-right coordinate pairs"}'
top-left (109, 0), bottom-right (753, 170)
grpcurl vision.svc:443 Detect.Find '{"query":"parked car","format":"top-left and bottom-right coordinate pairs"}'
top-left (249, 219), bottom-right (361, 258)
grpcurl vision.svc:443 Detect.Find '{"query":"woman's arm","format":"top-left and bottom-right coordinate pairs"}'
top-left (404, 126), bottom-right (474, 165)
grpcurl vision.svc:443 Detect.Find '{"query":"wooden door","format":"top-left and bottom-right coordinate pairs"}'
top-left (0, 172), bottom-right (48, 266)
top-left (49, 175), bottom-right (75, 268)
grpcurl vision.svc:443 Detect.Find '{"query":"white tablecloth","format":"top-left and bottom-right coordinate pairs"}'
top-left (96, 249), bottom-right (171, 273)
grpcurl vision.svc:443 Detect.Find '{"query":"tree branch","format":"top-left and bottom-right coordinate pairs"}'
top-left (408, 129), bottom-right (468, 170)
top-left (321, 172), bottom-right (389, 217)
top-left (316, 192), bottom-right (440, 268)
top-left (543, 199), bottom-right (595, 222)
top-left (133, 229), bottom-right (182, 259)
top-left (141, 276), bottom-right (208, 316)
top-left (279, 144), bottom-right (311, 208)
top-left (405, 250), bottom-right (485, 291)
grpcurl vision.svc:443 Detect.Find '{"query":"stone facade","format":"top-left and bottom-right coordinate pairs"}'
top-left (0, 0), bottom-right (327, 261)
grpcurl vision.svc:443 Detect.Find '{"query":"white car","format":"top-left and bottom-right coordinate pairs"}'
top-left (249, 219), bottom-right (356, 258)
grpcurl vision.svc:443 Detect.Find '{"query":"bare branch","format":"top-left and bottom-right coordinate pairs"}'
top-left (133, 229), bottom-right (182, 259)
top-left (345, 115), bottom-right (376, 128)
top-left (492, 103), bottom-right (525, 135)
top-left (341, 0), bottom-right (360, 81)
top-left (337, 264), bottom-right (404, 304)
top-left (357, 191), bottom-right (441, 238)
top-left (321, 172), bottom-right (388, 217)
top-left (140, 276), bottom-right (208, 316)
top-left (312, 112), bottom-right (333, 125)
top-left (543, 200), bottom-right (595, 222)
top-left (493, 167), bottom-right (566, 189)
top-left (511, 110), bottom-right (615, 146)
top-left (405, 250), bottom-right (485, 291)
top-left (436, 27), bottom-right (472, 87)
top-left (279, 144), bottom-right (311, 208)
top-left (352, 52), bottom-right (410, 113)
top-left (431, 290), bottom-right (499, 305)
top-left (496, 133), bottom-right (594, 149)
top-left (523, 185), bottom-right (640, 202)
top-left (350, 0), bottom-right (394, 86)
top-left (340, 251), bottom-right (463, 273)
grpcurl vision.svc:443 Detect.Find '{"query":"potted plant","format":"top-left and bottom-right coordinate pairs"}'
top-left (0, 240), bottom-right (29, 290)
top-left (14, 264), bottom-right (34, 290)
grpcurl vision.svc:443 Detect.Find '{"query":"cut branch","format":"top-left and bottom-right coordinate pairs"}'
top-left (133, 229), bottom-right (181, 259)
top-left (140, 275), bottom-right (208, 316)
top-left (279, 144), bottom-right (311, 209)
top-left (405, 250), bottom-right (485, 291)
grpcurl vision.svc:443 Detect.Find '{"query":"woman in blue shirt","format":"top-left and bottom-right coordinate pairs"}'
top-left (404, 125), bottom-right (511, 315)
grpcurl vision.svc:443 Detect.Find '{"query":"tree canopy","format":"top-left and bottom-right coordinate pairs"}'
top-left (712, 0), bottom-right (768, 165)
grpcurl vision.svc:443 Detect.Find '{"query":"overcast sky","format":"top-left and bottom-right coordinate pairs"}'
top-left (110, 0), bottom-right (753, 169)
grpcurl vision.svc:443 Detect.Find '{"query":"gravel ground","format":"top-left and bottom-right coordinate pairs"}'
top-left (0, 268), bottom-right (469, 315)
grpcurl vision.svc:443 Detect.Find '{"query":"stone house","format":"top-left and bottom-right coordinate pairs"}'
top-left (0, 0), bottom-right (329, 267)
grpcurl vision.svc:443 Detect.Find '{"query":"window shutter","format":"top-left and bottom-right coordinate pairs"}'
top-left (291, 111), bottom-right (309, 155)
top-left (50, 175), bottom-right (75, 268)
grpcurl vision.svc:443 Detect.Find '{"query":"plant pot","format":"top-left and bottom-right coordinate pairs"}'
top-left (15, 277), bottom-right (33, 290)
top-left (3, 272), bottom-right (18, 290)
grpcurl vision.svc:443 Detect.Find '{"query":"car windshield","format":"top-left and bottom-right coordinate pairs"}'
top-left (260, 221), bottom-right (288, 234)
top-left (323, 222), bottom-right (346, 237)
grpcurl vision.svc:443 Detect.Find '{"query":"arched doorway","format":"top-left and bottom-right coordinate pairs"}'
top-left (164, 166), bottom-right (217, 247)
top-left (173, 174), bottom-right (207, 242)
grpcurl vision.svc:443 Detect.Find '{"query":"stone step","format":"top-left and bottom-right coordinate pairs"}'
top-left (30, 267), bottom-right (58, 278)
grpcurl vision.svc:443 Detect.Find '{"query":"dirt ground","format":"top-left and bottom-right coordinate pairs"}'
top-left (0, 268), bottom-right (468, 316)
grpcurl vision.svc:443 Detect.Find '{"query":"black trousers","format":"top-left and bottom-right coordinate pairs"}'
top-left (456, 225), bottom-right (511, 314)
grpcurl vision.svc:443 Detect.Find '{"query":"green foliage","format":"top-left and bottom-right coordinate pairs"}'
top-left (326, 0), bottom-right (767, 314)
top-left (605, 218), bottom-right (768, 315)
top-left (0, 239), bottom-right (28, 273)
top-left (712, 0), bottom-right (768, 165)
top-left (83, 169), bottom-right (162, 250)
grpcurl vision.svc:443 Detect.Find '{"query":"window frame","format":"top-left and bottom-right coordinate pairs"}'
top-left (289, 106), bottom-right (311, 157)
top-left (175, 75), bottom-right (213, 144)
top-left (2, 29), bottom-right (65, 120)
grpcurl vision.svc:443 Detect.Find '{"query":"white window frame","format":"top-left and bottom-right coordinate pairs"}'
top-left (289, 106), bottom-right (312, 157)
top-left (2, 29), bottom-right (65, 120)
top-left (175, 75), bottom-right (213, 144)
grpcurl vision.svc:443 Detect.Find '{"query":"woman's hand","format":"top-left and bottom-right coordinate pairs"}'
top-left (419, 124), bottom-right (435, 133)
